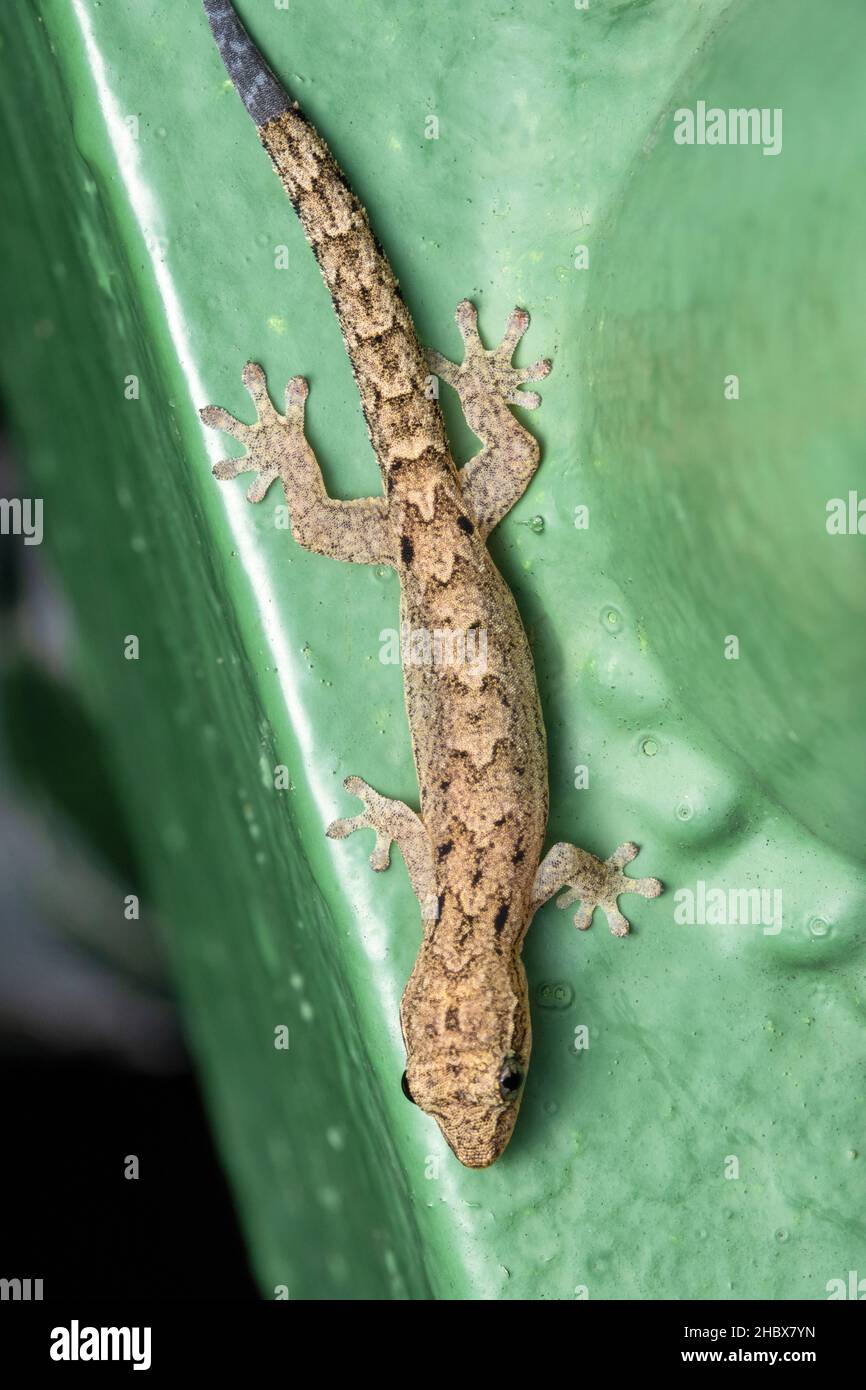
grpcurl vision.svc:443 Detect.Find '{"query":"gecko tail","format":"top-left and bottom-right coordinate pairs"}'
top-left (202, 0), bottom-right (292, 127)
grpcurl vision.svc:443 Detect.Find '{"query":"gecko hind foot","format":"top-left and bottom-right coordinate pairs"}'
top-left (534, 841), bottom-right (662, 937)
top-left (200, 362), bottom-right (309, 503)
top-left (426, 300), bottom-right (551, 419)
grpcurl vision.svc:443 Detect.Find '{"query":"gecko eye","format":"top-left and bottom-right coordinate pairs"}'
top-left (499, 1061), bottom-right (524, 1101)
top-left (401, 1070), bottom-right (416, 1104)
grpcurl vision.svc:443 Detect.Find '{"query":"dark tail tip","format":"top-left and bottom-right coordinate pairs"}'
top-left (202, 0), bottom-right (292, 126)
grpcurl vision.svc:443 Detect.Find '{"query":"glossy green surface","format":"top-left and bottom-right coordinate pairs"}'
top-left (1, 0), bottom-right (863, 1299)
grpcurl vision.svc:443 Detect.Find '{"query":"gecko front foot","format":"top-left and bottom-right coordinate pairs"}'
top-left (426, 300), bottom-right (551, 431)
top-left (327, 777), bottom-right (437, 920)
top-left (327, 776), bottom-right (396, 871)
top-left (201, 361), bottom-right (309, 503)
top-left (201, 365), bottom-right (396, 565)
top-left (532, 841), bottom-right (663, 937)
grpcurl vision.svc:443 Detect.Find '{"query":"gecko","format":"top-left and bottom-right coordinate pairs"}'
top-left (200, 0), bottom-right (662, 1168)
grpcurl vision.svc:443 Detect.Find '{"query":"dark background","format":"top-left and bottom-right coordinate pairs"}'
top-left (0, 410), bottom-right (257, 1301)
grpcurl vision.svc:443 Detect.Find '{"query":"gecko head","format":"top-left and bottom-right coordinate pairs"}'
top-left (399, 956), bottom-right (530, 1168)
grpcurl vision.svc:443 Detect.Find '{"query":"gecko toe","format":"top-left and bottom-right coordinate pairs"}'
top-left (455, 299), bottom-right (480, 345)
top-left (608, 842), bottom-right (639, 870)
top-left (573, 903), bottom-right (594, 931)
top-left (246, 468), bottom-right (279, 503)
top-left (241, 361), bottom-right (279, 420)
top-left (212, 457), bottom-right (249, 481)
top-left (200, 404), bottom-right (249, 439)
top-left (517, 357), bottom-right (552, 384)
top-left (606, 907), bottom-right (630, 937)
top-left (511, 389), bottom-right (541, 410)
top-left (241, 360), bottom-right (267, 391)
top-left (499, 307), bottom-right (531, 358)
top-left (637, 876), bottom-right (664, 899)
top-left (369, 839), bottom-right (392, 872)
top-left (285, 376), bottom-right (309, 416)
top-left (326, 813), bottom-right (364, 839)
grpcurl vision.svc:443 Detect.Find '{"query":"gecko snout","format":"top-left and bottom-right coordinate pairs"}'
top-left (442, 1102), bottom-right (523, 1169)
top-left (399, 1051), bottom-right (528, 1166)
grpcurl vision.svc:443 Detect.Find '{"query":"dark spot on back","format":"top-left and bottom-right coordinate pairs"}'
top-left (457, 515), bottom-right (474, 535)
top-left (494, 902), bottom-right (510, 935)
top-left (437, 839), bottom-right (454, 859)
top-left (400, 535), bottom-right (414, 565)
top-left (445, 1006), bottom-right (460, 1031)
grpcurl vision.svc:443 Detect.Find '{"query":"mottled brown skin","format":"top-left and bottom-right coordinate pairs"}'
top-left (201, 2), bottom-right (662, 1167)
